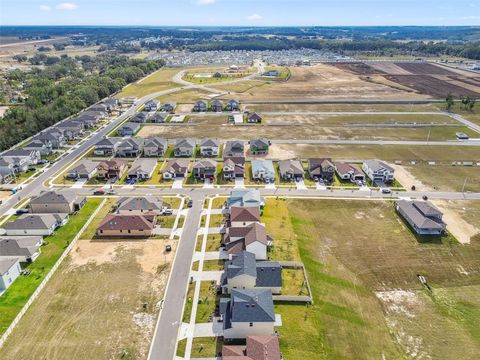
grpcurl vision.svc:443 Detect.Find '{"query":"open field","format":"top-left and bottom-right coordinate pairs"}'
top-left (0, 198), bottom-right (102, 336)
top-left (116, 67), bottom-right (182, 98)
top-left (213, 80), bottom-right (269, 93)
top-left (264, 198), bottom-right (480, 359)
top-left (267, 144), bottom-right (480, 162)
top-left (156, 88), bottom-right (214, 104)
top-left (226, 64), bottom-right (428, 101)
top-left (0, 238), bottom-right (173, 360)
top-left (182, 67), bottom-right (255, 84)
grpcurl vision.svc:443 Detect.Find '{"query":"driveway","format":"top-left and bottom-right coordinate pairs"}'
top-left (203, 178), bottom-right (214, 189)
top-left (265, 182), bottom-right (276, 189)
top-left (193, 322), bottom-right (224, 338)
top-left (172, 178), bottom-right (184, 189)
top-left (72, 178), bottom-right (87, 188)
top-left (295, 178), bottom-right (307, 190)
top-left (234, 178), bottom-right (245, 188)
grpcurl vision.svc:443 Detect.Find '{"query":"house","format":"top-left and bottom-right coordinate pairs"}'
top-left (3, 149), bottom-right (40, 165)
top-left (308, 158), bottom-right (335, 183)
top-left (221, 251), bottom-right (282, 295)
top-left (213, 72), bottom-right (223, 78)
top-left (30, 190), bottom-right (86, 214)
top-left (24, 139), bottom-right (53, 156)
top-left (66, 160), bottom-right (98, 180)
top-left (251, 160), bottom-right (275, 183)
top-left (117, 122), bottom-right (141, 136)
top-left (121, 97), bottom-right (137, 106)
top-left (0, 156), bottom-right (29, 174)
top-left (163, 159), bottom-right (190, 179)
top-left (102, 98), bottom-right (119, 112)
top-left (222, 336), bottom-right (281, 360)
top-left (94, 137), bottom-right (122, 156)
top-left (278, 160), bottom-right (304, 180)
top-left (116, 197), bottom-right (163, 215)
top-left (161, 102), bottom-right (176, 112)
top-left (219, 288), bottom-right (276, 339)
top-left (223, 222), bottom-right (271, 260)
top-left (116, 138), bottom-right (144, 157)
top-left (227, 189), bottom-right (264, 210)
top-left (247, 112), bottom-right (262, 124)
top-left (0, 236), bottom-right (43, 262)
top-left (226, 99), bottom-right (240, 111)
top-left (362, 160), bottom-right (395, 184)
top-left (96, 214), bottom-right (156, 237)
top-left (223, 157), bottom-right (245, 179)
top-left (193, 100), bottom-right (208, 112)
top-left (200, 139), bottom-right (220, 157)
top-left (0, 168), bottom-right (14, 184)
top-left (174, 138), bottom-right (196, 157)
top-left (130, 112), bottom-right (149, 123)
top-left (34, 130), bottom-right (66, 149)
top-left (127, 158), bottom-right (157, 181)
top-left (88, 103), bottom-right (108, 114)
top-left (144, 100), bottom-right (160, 112)
top-left (335, 162), bottom-right (365, 183)
top-left (150, 113), bottom-right (168, 123)
top-left (229, 114), bottom-right (244, 124)
top-left (210, 99), bottom-right (224, 112)
top-left (143, 137), bottom-right (167, 157)
top-left (396, 200), bottom-right (446, 235)
top-left (55, 120), bottom-right (84, 139)
top-left (0, 258), bottom-right (21, 293)
top-left (96, 159), bottom-right (128, 180)
top-left (4, 213), bottom-right (68, 236)
top-left (249, 139), bottom-right (270, 156)
top-left (227, 207), bottom-right (261, 227)
top-left (224, 141), bottom-right (245, 158)
top-left (192, 159), bottom-right (217, 180)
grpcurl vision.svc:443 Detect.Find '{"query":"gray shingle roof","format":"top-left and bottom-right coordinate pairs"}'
top-left (0, 258), bottom-right (18, 276)
top-left (30, 190), bottom-right (78, 206)
top-left (5, 214), bottom-right (67, 230)
top-left (117, 197), bottom-right (162, 212)
top-left (0, 237), bottom-right (42, 258)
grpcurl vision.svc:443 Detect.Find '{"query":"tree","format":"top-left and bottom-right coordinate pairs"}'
top-left (445, 93), bottom-right (454, 111)
top-left (468, 98), bottom-right (476, 111)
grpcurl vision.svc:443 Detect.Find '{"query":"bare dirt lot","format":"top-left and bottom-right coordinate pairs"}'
top-left (228, 64), bottom-right (426, 100)
top-left (0, 239), bottom-right (174, 360)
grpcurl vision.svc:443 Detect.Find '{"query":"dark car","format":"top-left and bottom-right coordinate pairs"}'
top-left (93, 189), bottom-right (105, 195)
top-left (187, 200), bottom-right (193, 208)
top-left (15, 208), bottom-right (29, 215)
top-left (422, 195), bottom-right (428, 200)
top-left (165, 245), bottom-right (172, 252)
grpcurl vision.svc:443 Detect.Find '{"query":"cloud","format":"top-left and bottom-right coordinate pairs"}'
top-left (247, 13), bottom-right (263, 20)
top-left (39, 5), bottom-right (51, 11)
top-left (194, 0), bottom-right (216, 5)
top-left (56, 2), bottom-right (79, 11)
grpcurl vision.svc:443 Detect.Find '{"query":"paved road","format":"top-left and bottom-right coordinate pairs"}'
top-left (148, 192), bottom-right (204, 360)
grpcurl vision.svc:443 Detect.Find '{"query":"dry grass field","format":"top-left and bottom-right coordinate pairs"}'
top-left (262, 198), bottom-right (480, 360)
top-left (156, 88), bottom-right (214, 104)
top-left (0, 240), bottom-right (173, 360)
top-left (226, 64), bottom-right (429, 101)
top-left (116, 67), bottom-right (182, 98)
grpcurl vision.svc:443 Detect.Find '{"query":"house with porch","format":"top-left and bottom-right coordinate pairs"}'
top-left (174, 138), bottom-right (195, 157)
top-left (163, 159), bottom-right (190, 179)
top-left (308, 158), bottom-right (335, 183)
top-left (116, 138), bottom-right (144, 157)
top-left (224, 141), bottom-right (245, 158)
top-left (200, 139), bottom-right (220, 157)
top-left (251, 160), bottom-right (275, 183)
top-left (223, 157), bottom-right (245, 180)
top-left (127, 158), bottom-right (157, 181)
top-left (94, 137), bottom-right (122, 156)
top-left (117, 122), bottom-right (141, 136)
top-left (192, 159), bottom-right (217, 180)
top-left (278, 159), bottom-right (304, 180)
top-left (193, 100), bottom-right (208, 112)
top-left (96, 159), bottom-right (128, 180)
top-left (249, 139), bottom-right (270, 156)
top-left (143, 137), bottom-right (167, 157)
top-left (362, 160), bottom-right (395, 184)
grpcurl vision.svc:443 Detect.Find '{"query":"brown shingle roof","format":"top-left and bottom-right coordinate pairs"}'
top-left (230, 207), bottom-right (261, 223)
top-left (97, 214), bottom-right (154, 231)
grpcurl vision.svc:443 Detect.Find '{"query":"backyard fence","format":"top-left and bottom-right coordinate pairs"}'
top-left (0, 198), bottom-right (106, 349)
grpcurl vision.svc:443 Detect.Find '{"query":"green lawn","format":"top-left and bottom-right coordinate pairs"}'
top-left (80, 198), bottom-right (117, 240)
top-left (177, 337), bottom-right (222, 358)
top-left (195, 282), bottom-right (217, 323)
top-left (202, 260), bottom-right (224, 272)
top-left (182, 282), bottom-right (195, 323)
top-left (205, 234), bottom-right (222, 252)
top-left (0, 198), bottom-right (102, 335)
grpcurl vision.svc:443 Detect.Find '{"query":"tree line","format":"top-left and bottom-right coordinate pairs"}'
top-left (0, 55), bottom-right (165, 151)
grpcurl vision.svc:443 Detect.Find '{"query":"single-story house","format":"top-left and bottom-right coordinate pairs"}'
top-left (247, 112), bottom-right (262, 124)
top-left (200, 139), bottom-right (220, 157)
top-left (249, 139), bottom-right (270, 156)
top-left (222, 335), bottom-right (281, 360)
top-left (66, 160), bottom-right (98, 180)
top-left (30, 190), bottom-right (86, 214)
top-left (193, 100), bottom-right (208, 112)
top-left (96, 159), bottom-right (128, 180)
top-left (0, 236), bottom-right (43, 262)
top-left (96, 214), bottom-right (156, 237)
top-left (116, 197), bottom-right (163, 215)
top-left (94, 137), bottom-right (122, 156)
top-left (220, 288), bottom-right (276, 339)
top-left (130, 112), bottom-right (149, 123)
top-left (0, 258), bottom-right (22, 293)
top-left (192, 159), bottom-right (217, 180)
top-left (223, 157), bottom-right (245, 179)
top-left (221, 251), bottom-right (282, 295)
top-left (224, 141), bottom-right (245, 158)
top-left (223, 222), bottom-right (271, 260)
top-left (229, 114), bottom-right (244, 125)
top-left (150, 113), bottom-right (168, 123)
top-left (251, 160), bottom-right (275, 183)
top-left (4, 213), bottom-right (68, 236)
top-left (362, 160), bottom-right (395, 184)
top-left (161, 102), bottom-right (176, 112)
top-left (226, 99), bottom-right (240, 111)
top-left (144, 137), bottom-right (168, 157)
top-left (396, 200), bottom-right (446, 235)
top-left (116, 138), bottom-right (144, 157)
top-left (210, 99), bottom-right (224, 112)
top-left (117, 122), bottom-right (141, 136)
top-left (163, 159), bottom-right (190, 179)
top-left (278, 159), bottom-right (304, 180)
top-left (174, 138), bottom-right (196, 157)
top-left (227, 189), bottom-right (264, 210)
top-left (127, 158), bottom-right (157, 180)
top-left (308, 158), bottom-right (335, 183)
top-left (335, 162), bottom-right (365, 183)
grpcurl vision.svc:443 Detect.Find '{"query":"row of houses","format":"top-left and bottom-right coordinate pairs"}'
top-left (193, 99), bottom-right (240, 112)
top-left (0, 190), bottom-right (86, 294)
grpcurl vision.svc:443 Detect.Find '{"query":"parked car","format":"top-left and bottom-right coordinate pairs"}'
top-left (422, 195), bottom-right (428, 200)
top-left (28, 167), bottom-right (36, 172)
top-left (162, 208), bottom-right (173, 216)
top-left (93, 189), bottom-right (105, 195)
top-left (165, 244), bottom-right (172, 252)
top-left (15, 208), bottom-right (29, 215)
top-left (38, 159), bottom-right (49, 165)
top-left (381, 188), bottom-right (391, 194)
top-left (187, 200), bottom-right (193, 208)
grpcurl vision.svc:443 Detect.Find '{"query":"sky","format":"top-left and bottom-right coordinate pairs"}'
top-left (1, 0), bottom-right (480, 26)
